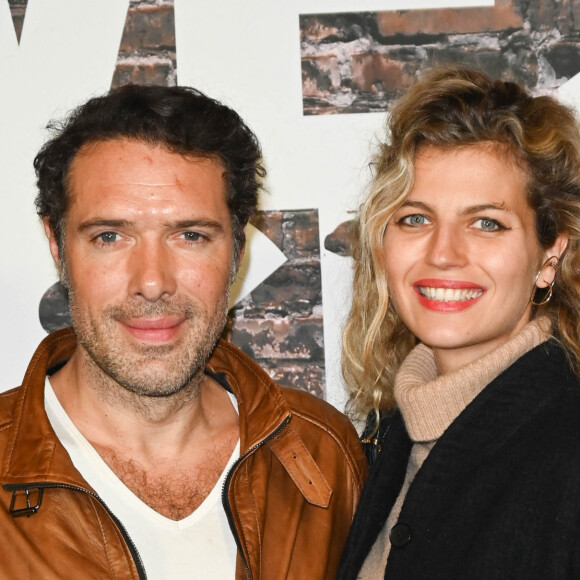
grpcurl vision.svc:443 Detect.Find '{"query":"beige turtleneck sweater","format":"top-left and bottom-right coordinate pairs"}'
top-left (358, 318), bottom-right (550, 579)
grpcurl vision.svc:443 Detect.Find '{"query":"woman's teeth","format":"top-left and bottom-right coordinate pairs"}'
top-left (418, 287), bottom-right (483, 302)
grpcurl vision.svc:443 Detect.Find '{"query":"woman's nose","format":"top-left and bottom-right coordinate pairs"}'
top-left (425, 225), bottom-right (467, 269)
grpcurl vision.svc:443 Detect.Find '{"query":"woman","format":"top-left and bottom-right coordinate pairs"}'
top-left (338, 66), bottom-right (580, 579)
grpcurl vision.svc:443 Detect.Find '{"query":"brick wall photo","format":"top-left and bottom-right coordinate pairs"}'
top-left (230, 210), bottom-right (324, 397)
top-left (301, 0), bottom-right (580, 115)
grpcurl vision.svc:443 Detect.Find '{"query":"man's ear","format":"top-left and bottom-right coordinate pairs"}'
top-left (231, 229), bottom-right (246, 283)
top-left (42, 217), bottom-right (62, 269)
top-left (238, 234), bottom-right (246, 264)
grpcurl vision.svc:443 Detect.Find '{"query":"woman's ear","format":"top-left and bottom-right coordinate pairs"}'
top-left (536, 234), bottom-right (568, 289)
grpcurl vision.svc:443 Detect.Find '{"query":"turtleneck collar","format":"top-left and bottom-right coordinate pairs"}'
top-left (394, 317), bottom-right (551, 443)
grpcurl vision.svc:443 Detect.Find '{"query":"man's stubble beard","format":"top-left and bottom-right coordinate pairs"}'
top-left (67, 285), bottom-right (229, 402)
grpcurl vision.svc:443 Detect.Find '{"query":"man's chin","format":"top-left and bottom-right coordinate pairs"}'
top-left (118, 382), bottom-right (194, 399)
top-left (83, 348), bottom-right (202, 397)
top-left (127, 343), bottom-right (179, 357)
top-left (108, 368), bottom-right (200, 398)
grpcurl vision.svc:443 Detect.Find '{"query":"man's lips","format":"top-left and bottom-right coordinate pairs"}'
top-left (122, 316), bottom-right (185, 330)
top-left (413, 279), bottom-right (485, 311)
top-left (119, 316), bottom-right (186, 342)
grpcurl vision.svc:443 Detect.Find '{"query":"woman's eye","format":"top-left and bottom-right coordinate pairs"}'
top-left (475, 218), bottom-right (504, 232)
top-left (401, 214), bottom-right (428, 226)
top-left (96, 232), bottom-right (119, 244)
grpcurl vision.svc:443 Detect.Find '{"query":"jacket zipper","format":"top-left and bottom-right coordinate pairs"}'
top-left (3, 481), bottom-right (147, 580)
top-left (221, 415), bottom-right (291, 580)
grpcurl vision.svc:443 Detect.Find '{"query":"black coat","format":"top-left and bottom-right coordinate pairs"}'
top-left (338, 341), bottom-right (580, 580)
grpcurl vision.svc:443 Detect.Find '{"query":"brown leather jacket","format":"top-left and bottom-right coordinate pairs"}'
top-left (0, 329), bottom-right (367, 579)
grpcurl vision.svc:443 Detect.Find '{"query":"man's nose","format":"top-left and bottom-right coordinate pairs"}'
top-left (128, 240), bottom-right (177, 302)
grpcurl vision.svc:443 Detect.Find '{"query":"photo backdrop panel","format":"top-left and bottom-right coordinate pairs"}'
top-left (301, 0), bottom-right (580, 115)
top-left (230, 210), bottom-right (324, 398)
top-left (7, 0), bottom-right (26, 42)
top-left (113, 0), bottom-right (177, 87)
top-left (4, 0), bottom-right (580, 408)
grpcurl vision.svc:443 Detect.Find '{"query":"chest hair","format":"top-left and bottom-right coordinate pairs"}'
top-left (94, 440), bottom-right (236, 520)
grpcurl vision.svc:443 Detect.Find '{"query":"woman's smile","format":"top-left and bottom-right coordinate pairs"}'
top-left (414, 280), bottom-right (485, 311)
top-left (414, 278), bottom-right (484, 304)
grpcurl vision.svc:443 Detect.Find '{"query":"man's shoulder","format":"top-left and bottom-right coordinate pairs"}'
top-left (0, 387), bottom-right (21, 433)
top-left (279, 385), bottom-right (365, 467)
top-left (282, 385), bottom-right (355, 435)
top-left (212, 340), bottom-right (357, 433)
top-left (211, 340), bottom-right (364, 464)
top-left (277, 386), bottom-right (368, 492)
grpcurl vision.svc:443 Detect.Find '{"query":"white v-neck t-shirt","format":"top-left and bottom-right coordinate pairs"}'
top-left (45, 377), bottom-right (240, 579)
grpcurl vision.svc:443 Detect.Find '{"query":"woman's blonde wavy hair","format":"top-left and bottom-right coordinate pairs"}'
top-left (342, 66), bottom-right (580, 423)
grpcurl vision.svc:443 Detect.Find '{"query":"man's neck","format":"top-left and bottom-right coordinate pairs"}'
top-left (48, 347), bottom-right (240, 518)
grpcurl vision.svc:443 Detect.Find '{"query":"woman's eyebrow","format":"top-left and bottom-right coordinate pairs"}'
top-left (399, 200), bottom-right (432, 211)
top-left (400, 200), bottom-right (511, 216)
top-left (459, 202), bottom-right (509, 216)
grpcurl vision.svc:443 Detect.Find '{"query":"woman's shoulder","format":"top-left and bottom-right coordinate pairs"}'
top-left (511, 339), bottom-right (577, 381)
top-left (493, 339), bottom-right (580, 404)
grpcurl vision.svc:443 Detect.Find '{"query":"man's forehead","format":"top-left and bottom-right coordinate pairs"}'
top-left (70, 138), bottom-right (225, 174)
top-left (66, 138), bottom-right (228, 203)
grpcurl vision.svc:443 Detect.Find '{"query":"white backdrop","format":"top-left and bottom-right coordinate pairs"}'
top-left (3, 0), bottom-right (579, 410)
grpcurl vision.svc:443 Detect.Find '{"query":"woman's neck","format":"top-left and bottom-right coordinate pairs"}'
top-left (394, 317), bottom-right (550, 442)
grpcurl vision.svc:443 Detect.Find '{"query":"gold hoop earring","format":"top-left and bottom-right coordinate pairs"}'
top-left (530, 279), bottom-right (554, 306)
top-left (530, 256), bottom-right (559, 306)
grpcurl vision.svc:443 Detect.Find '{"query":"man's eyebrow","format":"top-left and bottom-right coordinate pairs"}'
top-left (165, 219), bottom-right (225, 232)
top-left (77, 219), bottom-right (133, 232)
top-left (77, 218), bottom-right (226, 233)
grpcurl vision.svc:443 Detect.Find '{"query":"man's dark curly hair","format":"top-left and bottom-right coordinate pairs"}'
top-left (34, 84), bottom-right (265, 263)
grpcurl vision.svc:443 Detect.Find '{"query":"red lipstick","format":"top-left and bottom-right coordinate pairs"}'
top-left (413, 279), bottom-right (485, 312)
top-left (414, 279), bottom-right (483, 289)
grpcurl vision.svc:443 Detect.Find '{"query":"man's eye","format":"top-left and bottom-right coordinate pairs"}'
top-left (96, 232), bottom-right (119, 244)
top-left (182, 231), bottom-right (206, 243)
top-left (400, 214), bottom-right (428, 226)
top-left (475, 218), bottom-right (505, 232)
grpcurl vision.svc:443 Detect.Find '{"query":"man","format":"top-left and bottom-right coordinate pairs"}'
top-left (0, 85), bottom-right (366, 579)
